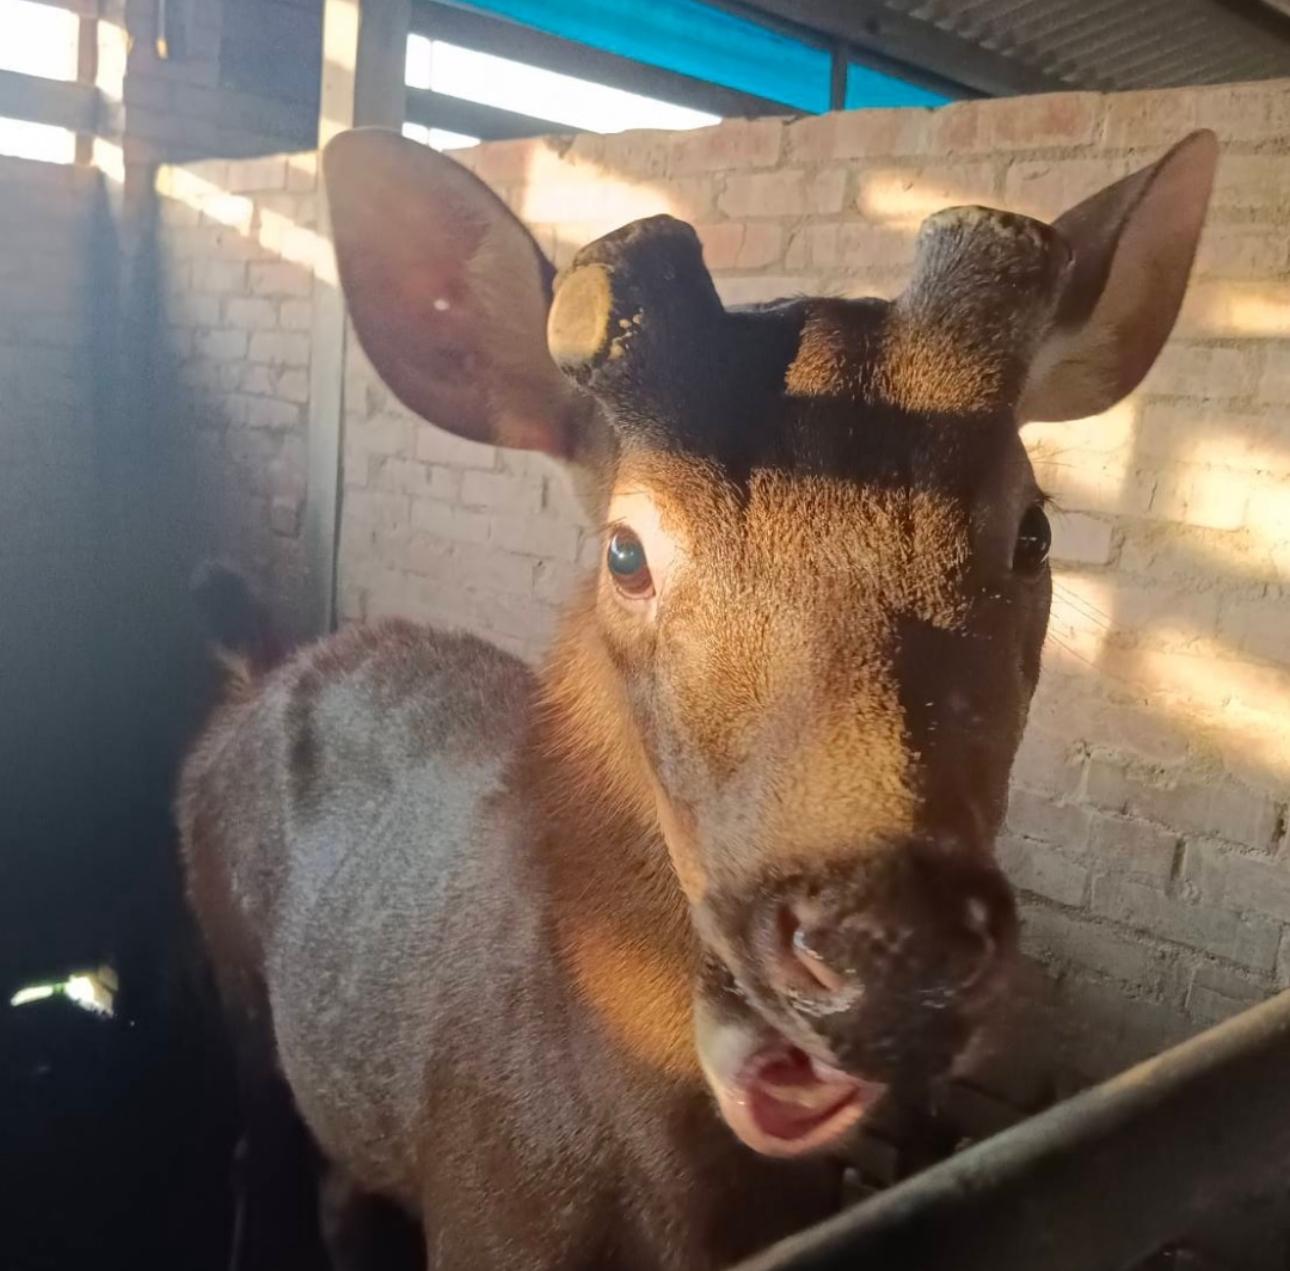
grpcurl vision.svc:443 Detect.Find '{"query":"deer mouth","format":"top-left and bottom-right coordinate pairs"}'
top-left (712, 1038), bottom-right (887, 1158)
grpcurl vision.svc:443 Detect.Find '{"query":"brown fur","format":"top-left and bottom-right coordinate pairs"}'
top-left (178, 129), bottom-right (1217, 1270)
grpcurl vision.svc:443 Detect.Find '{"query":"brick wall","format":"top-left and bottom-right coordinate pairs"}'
top-left (83, 0), bottom-right (330, 658)
top-left (326, 82), bottom-right (1290, 1096)
top-left (153, 151), bottom-right (324, 635)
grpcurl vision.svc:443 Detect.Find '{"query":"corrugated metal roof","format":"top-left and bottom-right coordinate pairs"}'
top-left (883, 0), bottom-right (1290, 90)
top-left (747, 0), bottom-right (1290, 97)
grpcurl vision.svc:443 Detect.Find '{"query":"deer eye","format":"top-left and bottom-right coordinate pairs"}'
top-left (607, 528), bottom-right (654, 598)
top-left (1013, 505), bottom-right (1051, 576)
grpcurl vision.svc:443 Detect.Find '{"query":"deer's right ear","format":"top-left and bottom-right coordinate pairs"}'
top-left (323, 129), bottom-right (580, 457)
top-left (1020, 130), bottom-right (1218, 424)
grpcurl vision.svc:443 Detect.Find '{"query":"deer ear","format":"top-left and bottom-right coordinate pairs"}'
top-left (323, 128), bottom-right (580, 457)
top-left (1019, 130), bottom-right (1218, 424)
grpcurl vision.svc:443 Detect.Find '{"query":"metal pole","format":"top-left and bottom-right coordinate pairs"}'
top-left (733, 989), bottom-right (1290, 1271)
top-left (309, 0), bottom-right (411, 637)
top-left (828, 43), bottom-right (848, 112)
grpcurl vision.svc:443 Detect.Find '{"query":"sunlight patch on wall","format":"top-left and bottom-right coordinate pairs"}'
top-left (92, 137), bottom-right (124, 184)
top-left (1125, 649), bottom-right (1290, 779)
top-left (156, 163), bottom-right (337, 286)
top-left (1022, 400), bottom-right (1138, 459)
top-left (517, 143), bottom-right (682, 241)
top-left (1046, 570), bottom-right (1114, 663)
top-left (96, 18), bottom-right (128, 104)
top-left (1181, 282), bottom-right (1290, 339)
top-left (855, 165), bottom-right (997, 226)
top-left (1029, 450), bottom-right (1136, 520)
top-left (1245, 481), bottom-right (1290, 561)
top-left (0, 116), bottom-right (75, 164)
top-left (259, 207), bottom-right (336, 286)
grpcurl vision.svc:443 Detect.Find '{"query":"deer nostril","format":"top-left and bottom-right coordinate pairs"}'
top-left (773, 904), bottom-right (854, 999)
top-left (954, 892), bottom-right (1012, 994)
top-left (792, 926), bottom-right (853, 996)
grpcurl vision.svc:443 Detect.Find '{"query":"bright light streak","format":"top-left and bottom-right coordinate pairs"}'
top-left (0, 0), bottom-right (79, 81)
top-left (402, 121), bottom-right (481, 151)
top-left (406, 36), bottom-right (720, 135)
top-left (0, 116), bottom-right (75, 163)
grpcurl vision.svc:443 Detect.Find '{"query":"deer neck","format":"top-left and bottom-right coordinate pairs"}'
top-left (522, 593), bottom-right (700, 1082)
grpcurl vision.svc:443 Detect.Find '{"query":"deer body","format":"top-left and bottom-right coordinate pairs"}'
top-left (179, 129), bottom-right (1218, 1270)
top-left (182, 621), bottom-right (836, 1268)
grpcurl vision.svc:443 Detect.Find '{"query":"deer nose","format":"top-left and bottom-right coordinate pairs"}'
top-left (762, 849), bottom-right (1016, 1013)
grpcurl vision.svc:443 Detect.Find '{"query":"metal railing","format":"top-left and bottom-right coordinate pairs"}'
top-left (734, 989), bottom-right (1290, 1271)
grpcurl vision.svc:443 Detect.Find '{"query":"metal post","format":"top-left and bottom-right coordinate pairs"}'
top-left (307, 0), bottom-right (410, 636)
top-left (734, 989), bottom-right (1290, 1271)
top-left (828, 43), bottom-right (848, 112)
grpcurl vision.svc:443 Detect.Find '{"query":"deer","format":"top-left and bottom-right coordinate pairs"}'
top-left (177, 126), bottom-right (1218, 1271)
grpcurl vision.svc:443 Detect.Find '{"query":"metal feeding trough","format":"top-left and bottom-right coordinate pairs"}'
top-left (733, 990), bottom-right (1290, 1271)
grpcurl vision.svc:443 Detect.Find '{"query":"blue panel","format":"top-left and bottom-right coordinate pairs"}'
top-left (845, 61), bottom-right (950, 110)
top-left (448, 0), bottom-right (833, 112)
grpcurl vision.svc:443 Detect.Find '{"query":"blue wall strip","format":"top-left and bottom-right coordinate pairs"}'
top-left (846, 61), bottom-right (948, 109)
top-left (448, 0), bottom-right (950, 114)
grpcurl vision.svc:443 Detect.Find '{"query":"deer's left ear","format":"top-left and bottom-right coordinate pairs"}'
top-left (1020, 130), bottom-right (1218, 424)
top-left (323, 128), bottom-right (583, 458)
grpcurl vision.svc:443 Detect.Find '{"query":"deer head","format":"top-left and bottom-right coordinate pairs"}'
top-left (323, 129), bottom-right (1216, 1158)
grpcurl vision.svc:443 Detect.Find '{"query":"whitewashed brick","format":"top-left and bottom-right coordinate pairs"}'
top-left (194, 328), bottom-right (248, 361)
top-left (1091, 875), bottom-right (1280, 972)
top-left (270, 494), bottom-right (302, 536)
top-left (719, 168), bottom-right (847, 218)
top-left (370, 457), bottom-right (432, 496)
top-left (1005, 790), bottom-right (1092, 851)
top-left (1183, 841), bottom-right (1290, 924)
top-left (1022, 904), bottom-right (1172, 991)
top-left (226, 155), bottom-right (287, 192)
top-left (279, 299), bottom-right (312, 329)
top-left (225, 297), bottom-right (278, 330)
top-left (490, 513), bottom-right (580, 563)
top-left (998, 835), bottom-right (1089, 907)
top-left (460, 471), bottom-right (541, 514)
top-left (414, 426), bottom-right (498, 470)
top-left (1087, 814), bottom-right (1179, 883)
top-left (1049, 512), bottom-right (1114, 566)
top-left (1086, 762), bottom-right (1283, 848)
top-left (1185, 963), bottom-right (1268, 1028)
top-left (250, 261), bottom-right (312, 298)
top-left (243, 398), bottom-right (301, 431)
top-left (191, 260), bottom-right (247, 294)
top-left (412, 500), bottom-right (490, 545)
top-left (350, 413), bottom-right (412, 457)
top-left (248, 331), bottom-right (310, 367)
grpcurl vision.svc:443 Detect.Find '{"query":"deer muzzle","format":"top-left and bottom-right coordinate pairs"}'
top-left (694, 840), bottom-right (1017, 1157)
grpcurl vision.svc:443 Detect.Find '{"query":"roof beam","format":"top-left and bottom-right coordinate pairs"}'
top-left (404, 86), bottom-right (570, 140)
top-left (731, 0), bottom-right (1065, 96)
top-left (0, 70), bottom-right (98, 133)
